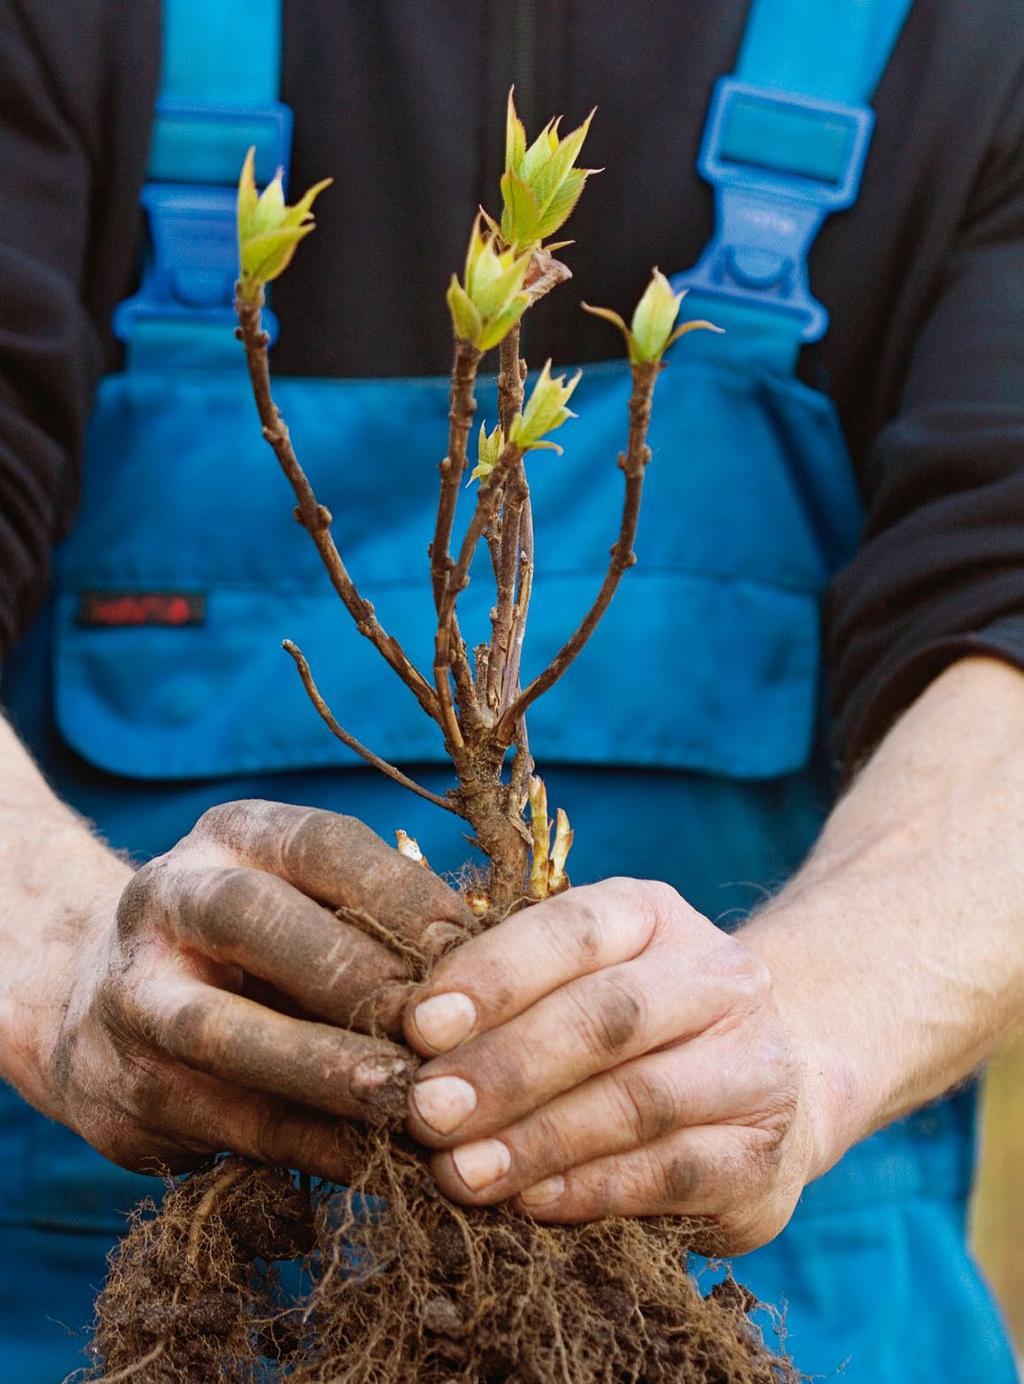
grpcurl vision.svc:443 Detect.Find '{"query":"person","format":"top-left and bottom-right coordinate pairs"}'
top-left (1, 0), bottom-right (1023, 1379)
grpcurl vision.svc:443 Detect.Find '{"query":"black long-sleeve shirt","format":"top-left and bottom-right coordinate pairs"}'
top-left (2, 0), bottom-right (1024, 769)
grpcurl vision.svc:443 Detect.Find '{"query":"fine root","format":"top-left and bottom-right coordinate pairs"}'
top-left (89, 1137), bottom-right (797, 1383)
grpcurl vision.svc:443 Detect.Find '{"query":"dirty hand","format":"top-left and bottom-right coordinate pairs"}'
top-left (404, 877), bottom-right (830, 1254)
top-left (40, 800), bottom-right (471, 1180)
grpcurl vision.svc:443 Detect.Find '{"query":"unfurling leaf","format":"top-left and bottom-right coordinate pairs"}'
top-left (447, 218), bottom-right (531, 350)
top-left (583, 268), bottom-right (723, 365)
top-left (509, 361), bottom-right (581, 452)
top-left (630, 269), bottom-right (686, 362)
top-left (236, 147), bottom-right (332, 300)
top-left (469, 421), bottom-right (506, 484)
top-left (497, 89), bottom-right (598, 252)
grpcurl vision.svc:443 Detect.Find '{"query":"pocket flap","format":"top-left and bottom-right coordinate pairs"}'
top-left (54, 567), bottom-right (821, 783)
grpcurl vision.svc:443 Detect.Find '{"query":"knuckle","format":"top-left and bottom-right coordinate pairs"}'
top-left (720, 942), bottom-right (773, 1011)
top-left (192, 798), bottom-right (267, 841)
top-left (186, 865), bottom-right (289, 952)
top-left (116, 862), bottom-right (162, 938)
top-left (613, 1067), bottom-right (679, 1144)
top-left (160, 994), bottom-right (217, 1063)
top-left (568, 971), bottom-right (647, 1061)
top-left (94, 973), bottom-right (136, 1038)
top-left (550, 895), bottom-right (608, 968)
top-left (253, 1102), bottom-right (296, 1164)
top-left (626, 877), bottom-right (686, 938)
top-left (630, 877), bottom-right (684, 917)
top-left (651, 1146), bottom-right (705, 1208)
top-left (281, 808), bottom-right (370, 878)
top-left (518, 1107), bottom-right (577, 1173)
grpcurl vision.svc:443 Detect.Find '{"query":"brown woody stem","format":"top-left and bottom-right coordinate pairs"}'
top-left (235, 290), bottom-right (439, 724)
top-left (432, 339), bottom-right (482, 609)
top-left (431, 339), bottom-right (484, 747)
top-left (495, 359), bottom-right (661, 741)
top-left (284, 641), bottom-right (462, 816)
top-left (488, 328), bottom-right (530, 714)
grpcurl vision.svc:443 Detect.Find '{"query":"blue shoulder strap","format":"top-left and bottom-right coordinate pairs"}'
top-left (119, 0), bottom-right (912, 374)
top-left (674, 0), bottom-right (914, 371)
top-left (115, 0), bottom-right (289, 366)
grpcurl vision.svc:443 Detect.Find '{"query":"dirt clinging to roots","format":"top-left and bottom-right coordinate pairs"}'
top-left (89, 1136), bottom-right (798, 1383)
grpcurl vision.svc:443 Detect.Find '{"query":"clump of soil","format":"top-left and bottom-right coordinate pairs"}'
top-left (90, 1135), bottom-right (797, 1382)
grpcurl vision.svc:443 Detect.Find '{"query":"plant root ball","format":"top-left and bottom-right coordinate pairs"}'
top-left (88, 890), bottom-right (797, 1383)
top-left (90, 1137), bottom-right (797, 1383)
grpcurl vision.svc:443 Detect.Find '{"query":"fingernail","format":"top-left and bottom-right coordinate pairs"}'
top-left (411, 1075), bottom-right (477, 1133)
top-left (519, 1174), bottom-right (566, 1207)
top-left (451, 1138), bottom-right (512, 1191)
top-left (413, 992), bottom-right (477, 1051)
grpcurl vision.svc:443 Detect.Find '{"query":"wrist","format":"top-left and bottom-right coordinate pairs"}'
top-left (742, 918), bottom-right (873, 1182)
top-left (0, 820), bottom-right (131, 1120)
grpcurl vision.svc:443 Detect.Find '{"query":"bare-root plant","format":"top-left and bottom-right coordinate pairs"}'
top-left (90, 95), bottom-right (795, 1383)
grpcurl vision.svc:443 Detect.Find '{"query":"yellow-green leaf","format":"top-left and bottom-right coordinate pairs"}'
top-left (447, 275), bottom-right (483, 346)
top-left (629, 269), bottom-right (684, 362)
top-left (478, 293), bottom-right (529, 351)
top-left (282, 176), bottom-right (334, 228)
top-left (536, 167), bottom-right (591, 241)
top-left (469, 421), bottom-right (506, 483)
top-left (505, 88), bottom-right (527, 174)
top-left (511, 361), bottom-right (581, 449)
top-left (520, 120), bottom-right (559, 181)
top-left (237, 146), bottom-right (259, 243)
top-left (664, 318), bottom-right (725, 349)
top-left (242, 224), bottom-right (314, 283)
top-left (500, 170), bottom-right (542, 251)
top-left (581, 302), bottom-right (629, 337)
top-left (251, 173), bottom-right (287, 235)
top-left (532, 109), bottom-right (595, 211)
top-left (237, 152), bottom-right (332, 290)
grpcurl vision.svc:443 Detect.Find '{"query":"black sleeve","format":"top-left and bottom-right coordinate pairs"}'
top-left (827, 49), bottom-right (1024, 771)
top-left (0, 0), bottom-right (158, 657)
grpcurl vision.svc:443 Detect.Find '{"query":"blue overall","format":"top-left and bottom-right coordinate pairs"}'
top-left (0, 1), bottom-right (1017, 1379)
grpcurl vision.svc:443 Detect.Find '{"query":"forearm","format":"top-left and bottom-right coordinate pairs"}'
top-left (743, 656), bottom-right (1024, 1179)
top-left (0, 714), bottom-right (131, 1114)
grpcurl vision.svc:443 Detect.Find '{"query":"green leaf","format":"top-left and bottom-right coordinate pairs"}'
top-left (479, 206), bottom-right (502, 240)
top-left (251, 172), bottom-right (287, 235)
top-left (511, 361), bottom-right (581, 447)
top-left (520, 120), bottom-right (558, 182)
top-left (531, 108), bottom-right (595, 212)
top-left (478, 293), bottom-right (529, 351)
top-left (281, 176), bottom-right (333, 228)
top-left (237, 146), bottom-right (259, 245)
top-left (581, 302), bottom-right (628, 335)
top-left (467, 238), bottom-right (530, 319)
top-left (500, 170), bottom-right (542, 250)
top-left (664, 318), bottom-right (725, 350)
top-left (629, 269), bottom-right (684, 362)
top-left (237, 153), bottom-right (331, 288)
top-left (505, 88), bottom-right (527, 173)
top-left (447, 275), bottom-right (483, 345)
top-left (536, 167), bottom-right (590, 241)
top-left (241, 224), bottom-right (313, 282)
top-left (469, 421), bottom-right (506, 483)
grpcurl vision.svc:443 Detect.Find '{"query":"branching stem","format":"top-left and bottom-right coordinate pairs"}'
top-left (235, 291), bottom-right (440, 724)
top-left (496, 360), bottom-right (661, 741)
top-left (284, 641), bottom-right (463, 816)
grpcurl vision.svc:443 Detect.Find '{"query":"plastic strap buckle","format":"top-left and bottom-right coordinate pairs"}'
top-left (672, 78), bottom-right (874, 343)
top-left (115, 101), bottom-right (291, 348)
